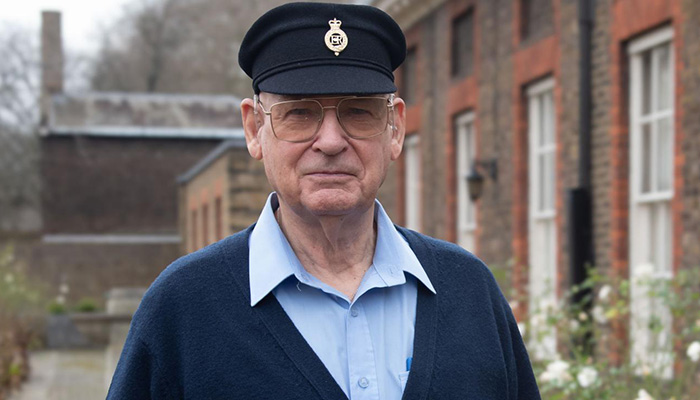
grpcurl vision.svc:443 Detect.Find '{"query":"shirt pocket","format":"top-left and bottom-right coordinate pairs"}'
top-left (399, 371), bottom-right (410, 392)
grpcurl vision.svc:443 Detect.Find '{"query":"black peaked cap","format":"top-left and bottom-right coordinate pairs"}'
top-left (238, 2), bottom-right (406, 95)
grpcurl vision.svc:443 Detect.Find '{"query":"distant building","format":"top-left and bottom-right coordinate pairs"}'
top-left (177, 139), bottom-right (271, 255)
top-left (374, 0), bottom-right (700, 367)
top-left (31, 12), bottom-right (244, 305)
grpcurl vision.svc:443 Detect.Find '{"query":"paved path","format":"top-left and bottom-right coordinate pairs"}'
top-left (9, 349), bottom-right (107, 400)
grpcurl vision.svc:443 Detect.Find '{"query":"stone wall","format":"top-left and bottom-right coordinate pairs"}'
top-left (179, 144), bottom-right (271, 253)
top-left (227, 148), bottom-right (271, 233)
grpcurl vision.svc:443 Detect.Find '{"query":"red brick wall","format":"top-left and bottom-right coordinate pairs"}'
top-left (510, 1), bottom-right (562, 316)
top-left (380, 2), bottom-right (698, 331)
top-left (445, 0), bottom-right (479, 245)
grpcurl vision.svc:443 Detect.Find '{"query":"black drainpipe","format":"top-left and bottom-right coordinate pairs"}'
top-left (567, 0), bottom-right (595, 310)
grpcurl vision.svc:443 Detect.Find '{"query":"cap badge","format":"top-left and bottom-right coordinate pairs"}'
top-left (324, 18), bottom-right (348, 56)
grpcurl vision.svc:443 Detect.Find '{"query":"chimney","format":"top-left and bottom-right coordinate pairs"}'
top-left (40, 11), bottom-right (63, 128)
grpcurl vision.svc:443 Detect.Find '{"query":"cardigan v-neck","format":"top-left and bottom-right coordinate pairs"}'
top-left (232, 225), bottom-right (438, 400)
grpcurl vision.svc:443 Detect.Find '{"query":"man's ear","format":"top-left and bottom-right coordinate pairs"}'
top-left (390, 97), bottom-right (406, 161)
top-left (241, 97), bottom-right (263, 160)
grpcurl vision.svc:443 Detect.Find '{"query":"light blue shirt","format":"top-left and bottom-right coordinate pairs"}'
top-left (249, 193), bottom-right (435, 400)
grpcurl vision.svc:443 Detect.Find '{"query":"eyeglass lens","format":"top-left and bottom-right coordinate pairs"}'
top-left (269, 98), bottom-right (389, 141)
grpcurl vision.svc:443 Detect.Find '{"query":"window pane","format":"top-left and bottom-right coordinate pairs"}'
top-left (656, 117), bottom-right (673, 192)
top-left (465, 127), bottom-right (475, 225)
top-left (544, 92), bottom-right (554, 145)
top-left (538, 95), bottom-right (546, 147)
top-left (660, 202), bottom-right (671, 274)
top-left (641, 123), bottom-right (652, 194)
top-left (537, 154), bottom-right (547, 211)
top-left (404, 136), bottom-right (420, 230)
top-left (647, 204), bottom-right (656, 264)
top-left (522, 0), bottom-right (553, 41)
top-left (451, 11), bottom-right (474, 78)
top-left (402, 48), bottom-right (417, 105)
top-left (546, 152), bottom-right (555, 211)
top-left (656, 45), bottom-right (672, 112)
top-left (651, 202), bottom-right (671, 275)
top-left (642, 51), bottom-right (653, 116)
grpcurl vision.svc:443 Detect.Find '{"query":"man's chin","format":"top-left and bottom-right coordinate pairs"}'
top-left (300, 190), bottom-right (372, 217)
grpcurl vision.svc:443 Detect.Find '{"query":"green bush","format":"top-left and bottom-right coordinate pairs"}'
top-left (0, 244), bottom-right (45, 396)
top-left (74, 298), bottom-right (98, 313)
top-left (47, 300), bottom-right (67, 315)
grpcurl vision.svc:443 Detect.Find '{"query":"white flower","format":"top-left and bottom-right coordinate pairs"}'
top-left (578, 311), bottom-right (588, 321)
top-left (569, 319), bottom-right (580, 332)
top-left (592, 305), bottom-right (607, 325)
top-left (531, 311), bottom-right (547, 329)
top-left (4, 273), bottom-right (13, 284)
top-left (576, 366), bottom-right (598, 388)
top-left (639, 363), bottom-right (652, 376)
top-left (59, 283), bottom-right (70, 294)
top-left (635, 389), bottom-right (654, 400)
top-left (634, 263), bottom-right (655, 283)
top-left (598, 284), bottom-right (612, 301)
top-left (539, 360), bottom-right (571, 384)
top-left (687, 341), bottom-right (700, 363)
top-left (517, 322), bottom-right (526, 337)
top-left (56, 295), bottom-right (66, 305)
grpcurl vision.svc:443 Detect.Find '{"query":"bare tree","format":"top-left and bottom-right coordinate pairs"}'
top-left (0, 24), bottom-right (41, 232)
top-left (90, 0), bottom-right (349, 97)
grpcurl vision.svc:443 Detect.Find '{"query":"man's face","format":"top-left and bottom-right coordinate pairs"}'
top-left (241, 92), bottom-right (406, 220)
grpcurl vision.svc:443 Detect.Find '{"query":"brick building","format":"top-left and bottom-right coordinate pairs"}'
top-left (373, 0), bottom-right (700, 365)
top-left (31, 12), bottom-right (244, 306)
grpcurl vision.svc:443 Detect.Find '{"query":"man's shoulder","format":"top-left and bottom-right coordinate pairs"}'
top-left (158, 226), bottom-right (252, 287)
top-left (395, 226), bottom-right (489, 272)
top-left (395, 226), bottom-right (502, 295)
top-left (130, 226), bottom-right (254, 330)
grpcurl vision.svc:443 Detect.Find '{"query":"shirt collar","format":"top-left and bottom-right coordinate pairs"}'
top-left (248, 193), bottom-right (435, 306)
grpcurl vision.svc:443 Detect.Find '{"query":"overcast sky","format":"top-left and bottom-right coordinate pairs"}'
top-left (2, 0), bottom-right (134, 53)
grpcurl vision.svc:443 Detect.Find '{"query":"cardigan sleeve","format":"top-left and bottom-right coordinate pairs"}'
top-left (505, 301), bottom-right (541, 400)
top-left (107, 334), bottom-right (179, 400)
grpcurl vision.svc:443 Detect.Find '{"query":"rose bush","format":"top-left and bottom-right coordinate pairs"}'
top-left (519, 267), bottom-right (700, 400)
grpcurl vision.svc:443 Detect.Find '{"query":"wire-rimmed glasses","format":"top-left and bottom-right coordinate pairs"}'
top-left (255, 94), bottom-right (395, 142)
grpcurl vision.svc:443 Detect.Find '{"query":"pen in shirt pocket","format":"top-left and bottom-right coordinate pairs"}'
top-left (406, 357), bottom-right (413, 371)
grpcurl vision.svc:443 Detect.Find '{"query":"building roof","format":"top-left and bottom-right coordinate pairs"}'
top-left (45, 92), bottom-right (244, 139)
top-left (177, 138), bottom-right (248, 184)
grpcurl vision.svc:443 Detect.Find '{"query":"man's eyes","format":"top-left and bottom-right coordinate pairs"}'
top-left (283, 107), bottom-right (316, 117)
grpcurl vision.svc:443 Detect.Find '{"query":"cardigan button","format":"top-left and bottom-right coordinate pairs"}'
top-left (358, 377), bottom-right (370, 388)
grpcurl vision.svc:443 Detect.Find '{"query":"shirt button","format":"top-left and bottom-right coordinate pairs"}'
top-left (358, 377), bottom-right (370, 388)
top-left (350, 308), bottom-right (359, 317)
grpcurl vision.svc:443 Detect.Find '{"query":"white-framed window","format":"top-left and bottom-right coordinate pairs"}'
top-left (628, 26), bottom-right (674, 378)
top-left (404, 134), bottom-right (421, 231)
top-left (527, 77), bottom-right (557, 360)
top-left (455, 112), bottom-right (476, 250)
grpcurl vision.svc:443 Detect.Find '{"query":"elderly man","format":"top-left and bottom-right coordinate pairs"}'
top-left (108, 2), bottom-right (540, 399)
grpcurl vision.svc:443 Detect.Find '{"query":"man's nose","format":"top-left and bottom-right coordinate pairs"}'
top-left (311, 106), bottom-right (348, 155)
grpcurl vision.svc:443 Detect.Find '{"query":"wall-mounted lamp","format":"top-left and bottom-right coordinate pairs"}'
top-left (467, 159), bottom-right (498, 201)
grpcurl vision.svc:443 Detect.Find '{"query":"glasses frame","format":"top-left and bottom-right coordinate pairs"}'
top-left (254, 94), bottom-right (395, 143)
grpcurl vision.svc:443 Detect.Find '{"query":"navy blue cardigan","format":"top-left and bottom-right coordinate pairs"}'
top-left (107, 226), bottom-right (540, 399)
